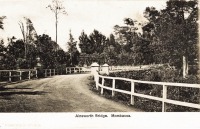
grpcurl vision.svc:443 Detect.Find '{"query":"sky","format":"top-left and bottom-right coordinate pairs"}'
top-left (0, 0), bottom-right (167, 51)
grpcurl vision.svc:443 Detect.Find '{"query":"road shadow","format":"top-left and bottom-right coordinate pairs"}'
top-left (0, 91), bottom-right (47, 96)
top-left (0, 87), bottom-right (32, 91)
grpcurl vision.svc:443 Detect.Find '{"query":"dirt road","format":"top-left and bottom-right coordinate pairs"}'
top-left (0, 74), bottom-right (141, 112)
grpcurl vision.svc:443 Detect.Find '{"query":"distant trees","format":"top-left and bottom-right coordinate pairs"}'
top-left (78, 30), bottom-right (113, 65)
top-left (78, 25), bottom-right (148, 66)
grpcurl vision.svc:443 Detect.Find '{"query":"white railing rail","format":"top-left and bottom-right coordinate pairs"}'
top-left (109, 65), bottom-right (150, 72)
top-left (44, 67), bottom-right (91, 77)
top-left (0, 69), bottom-right (37, 82)
top-left (66, 67), bottom-right (91, 74)
top-left (95, 74), bottom-right (200, 112)
top-left (43, 69), bottom-right (56, 77)
top-left (0, 67), bottom-right (90, 83)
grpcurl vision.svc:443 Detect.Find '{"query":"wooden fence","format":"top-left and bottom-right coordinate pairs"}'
top-left (0, 69), bottom-right (37, 83)
top-left (95, 74), bottom-right (200, 112)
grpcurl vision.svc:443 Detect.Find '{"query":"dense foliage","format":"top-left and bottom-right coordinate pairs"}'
top-left (78, 0), bottom-right (198, 78)
top-left (0, 0), bottom-right (198, 76)
top-left (0, 17), bottom-right (76, 70)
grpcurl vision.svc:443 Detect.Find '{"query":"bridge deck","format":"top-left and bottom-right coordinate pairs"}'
top-left (0, 74), bottom-right (141, 112)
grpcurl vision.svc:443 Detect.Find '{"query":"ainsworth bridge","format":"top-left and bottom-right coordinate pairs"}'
top-left (0, 64), bottom-right (199, 112)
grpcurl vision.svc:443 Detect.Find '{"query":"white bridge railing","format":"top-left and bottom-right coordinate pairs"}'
top-left (44, 67), bottom-right (91, 77)
top-left (0, 67), bottom-right (90, 85)
top-left (66, 67), bottom-right (91, 74)
top-left (0, 69), bottom-right (37, 82)
top-left (108, 65), bottom-right (151, 72)
top-left (95, 74), bottom-right (200, 112)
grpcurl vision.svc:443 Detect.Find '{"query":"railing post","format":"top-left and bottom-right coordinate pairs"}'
top-left (66, 68), bottom-right (67, 74)
top-left (70, 68), bottom-right (71, 74)
top-left (101, 77), bottom-right (104, 95)
top-left (112, 79), bottom-right (115, 97)
top-left (19, 71), bottom-right (22, 80)
top-left (50, 69), bottom-right (51, 76)
top-left (162, 85), bottom-right (167, 112)
top-left (28, 71), bottom-right (31, 79)
top-left (102, 64), bottom-right (109, 75)
top-left (131, 81), bottom-right (135, 105)
top-left (95, 74), bottom-right (99, 90)
top-left (9, 71), bottom-right (11, 82)
top-left (91, 62), bottom-right (100, 75)
top-left (36, 70), bottom-right (38, 78)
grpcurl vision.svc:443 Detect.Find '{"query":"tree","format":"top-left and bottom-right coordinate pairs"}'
top-left (18, 17), bottom-right (37, 59)
top-left (56, 49), bottom-right (68, 65)
top-left (108, 34), bottom-right (121, 54)
top-left (101, 34), bottom-right (121, 65)
top-left (6, 39), bottom-right (25, 69)
top-left (89, 30), bottom-right (107, 54)
top-left (47, 0), bottom-right (67, 44)
top-left (67, 30), bottom-right (79, 66)
top-left (114, 18), bottom-right (149, 65)
top-left (0, 39), bottom-right (6, 69)
top-left (36, 34), bottom-right (66, 68)
top-left (79, 30), bottom-right (91, 54)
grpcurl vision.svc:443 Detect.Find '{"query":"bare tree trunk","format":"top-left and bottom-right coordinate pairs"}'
top-left (55, 13), bottom-right (58, 44)
top-left (183, 55), bottom-right (188, 78)
top-left (47, 0), bottom-right (67, 47)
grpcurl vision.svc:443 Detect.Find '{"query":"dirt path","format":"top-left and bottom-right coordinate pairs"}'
top-left (0, 74), bottom-right (141, 112)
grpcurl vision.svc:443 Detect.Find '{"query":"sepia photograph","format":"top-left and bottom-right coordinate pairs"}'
top-left (0, 0), bottom-right (200, 128)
